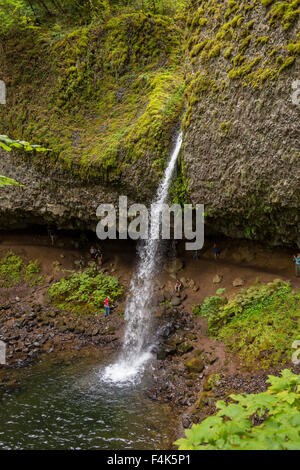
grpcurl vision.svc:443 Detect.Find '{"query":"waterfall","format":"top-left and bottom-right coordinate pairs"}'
top-left (103, 132), bottom-right (182, 384)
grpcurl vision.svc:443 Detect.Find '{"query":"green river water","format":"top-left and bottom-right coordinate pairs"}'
top-left (0, 356), bottom-right (176, 450)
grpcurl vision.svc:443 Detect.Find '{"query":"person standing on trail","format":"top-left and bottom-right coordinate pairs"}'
top-left (293, 254), bottom-right (300, 277)
top-left (214, 243), bottom-right (220, 260)
top-left (104, 297), bottom-right (110, 318)
top-left (90, 246), bottom-right (96, 260)
top-left (96, 247), bottom-right (103, 266)
top-left (174, 279), bottom-right (183, 293)
top-left (49, 227), bottom-right (56, 246)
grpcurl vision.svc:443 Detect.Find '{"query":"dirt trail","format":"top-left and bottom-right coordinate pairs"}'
top-left (1, 231), bottom-right (299, 320)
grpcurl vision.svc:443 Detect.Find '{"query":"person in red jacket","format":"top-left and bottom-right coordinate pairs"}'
top-left (104, 298), bottom-right (110, 318)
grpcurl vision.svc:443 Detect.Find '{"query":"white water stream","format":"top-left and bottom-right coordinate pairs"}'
top-left (103, 132), bottom-right (182, 384)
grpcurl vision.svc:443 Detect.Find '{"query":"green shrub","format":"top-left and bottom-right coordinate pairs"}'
top-left (0, 252), bottom-right (43, 287)
top-left (195, 279), bottom-right (300, 368)
top-left (0, 252), bottom-right (23, 287)
top-left (175, 369), bottom-right (300, 450)
top-left (48, 266), bottom-right (123, 315)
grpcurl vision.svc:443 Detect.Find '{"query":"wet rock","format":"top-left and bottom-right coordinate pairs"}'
top-left (196, 392), bottom-right (211, 410)
top-left (177, 341), bottom-right (194, 355)
top-left (171, 296), bottom-right (181, 307)
top-left (157, 322), bottom-right (176, 339)
top-left (156, 349), bottom-right (167, 360)
top-left (152, 293), bottom-right (165, 306)
top-left (203, 373), bottom-right (221, 391)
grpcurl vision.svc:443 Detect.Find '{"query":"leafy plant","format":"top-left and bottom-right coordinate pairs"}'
top-left (48, 266), bottom-right (123, 315)
top-left (175, 369), bottom-right (300, 450)
top-left (0, 135), bottom-right (50, 187)
top-left (0, 252), bottom-right (42, 286)
top-left (197, 294), bottom-right (227, 318)
top-left (194, 279), bottom-right (300, 368)
top-left (0, 135), bottom-right (50, 152)
top-left (216, 288), bottom-right (226, 295)
top-left (0, 174), bottom-right (22, 187)
top-left (24, 260), bottom-right (40, 281)
top-left (0, 251), bottom-right (23, 286)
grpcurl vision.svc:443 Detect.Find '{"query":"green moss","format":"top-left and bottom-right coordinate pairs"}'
top-left (239, 34), bottom-right (252, 52)
top-left (255, 35), bottom-right (270, 46)
top-left (267, 0), bottom-right (300, 30)
top-left (278, 55), bottom-right (295, 73)
top-left (170, 167), bottom-right (190, 205)
top-left (224, 1), bottom-right (239, 20)
top-left (185, 0), bottom-right (297, 95)
top-left (207, 41), bottom-right (223, 60)
top-left (219, 121), bottom-right (230, 136)
top-left (0, 13), bottom-right (184, 188)
top-left (24, 261), bottom-right (40, 282)
top-left (190, 39), bottom-right (208, 57)
top-left (232, 53), bottom-right (246, 66)
top-left (228, 57), bottom-right (261, 80)
top-left (205, 373), bottom-right (221, 391)
top-left (286, 40), bottom-right (300, 54)
top-left (224, 46), bottom-right (233, 58)
top-left (260, 0), bottom-right (275, 6)
top-left (245, 67), bottom-right (278, 87)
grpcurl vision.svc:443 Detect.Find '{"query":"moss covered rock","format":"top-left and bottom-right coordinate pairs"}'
top-left (0, 12), bottom-right (184, 202)
top-left (183, 0), bottom-right (300, 247)
top-left (185, 357), bottom-right (205, 373)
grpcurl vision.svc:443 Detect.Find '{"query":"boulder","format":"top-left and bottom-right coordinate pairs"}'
top-left (185, 357), bottom-right (205, 373)
top-left (177, 341), bottom-right (194, 355)
top-left (171, 296), bottom-right (181, 307)
top-left (233, 278), bottom-right (244, 287)
top-left (213, 274), bottom-right (222, 284)
top-left (163, 258), bottom-right (184, 274)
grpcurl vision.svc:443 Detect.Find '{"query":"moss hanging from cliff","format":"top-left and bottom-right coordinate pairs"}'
top-left (0, 11), bottom-right (184, 192)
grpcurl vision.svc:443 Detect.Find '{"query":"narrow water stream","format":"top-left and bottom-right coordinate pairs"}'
top-left (104, 132), bottom-right (183, 383)
top-left (0, 357), bottom-right (176, 450)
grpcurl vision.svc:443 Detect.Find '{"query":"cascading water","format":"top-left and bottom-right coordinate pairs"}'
top-left (103, 132), bottom-right (182, 384)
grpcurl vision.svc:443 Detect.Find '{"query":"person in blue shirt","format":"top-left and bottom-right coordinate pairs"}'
top-left (293, 254), bottom-right (300, 277)
top-left (214, 243), bottom-right (220, 260)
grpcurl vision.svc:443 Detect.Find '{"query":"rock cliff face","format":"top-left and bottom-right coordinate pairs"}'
top-left (0, 148), bottom-right (121, 230)
top-left (0, 1), bottom-right (299, 246)
top-left (182, 0), bottom-right (300, 246)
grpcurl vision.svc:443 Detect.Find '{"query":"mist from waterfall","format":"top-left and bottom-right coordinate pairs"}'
top-left (102, 132), bottom-right (182, 384)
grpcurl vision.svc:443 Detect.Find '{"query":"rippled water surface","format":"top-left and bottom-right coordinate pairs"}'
top-left (0, 358), bottom-right (175, 450)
